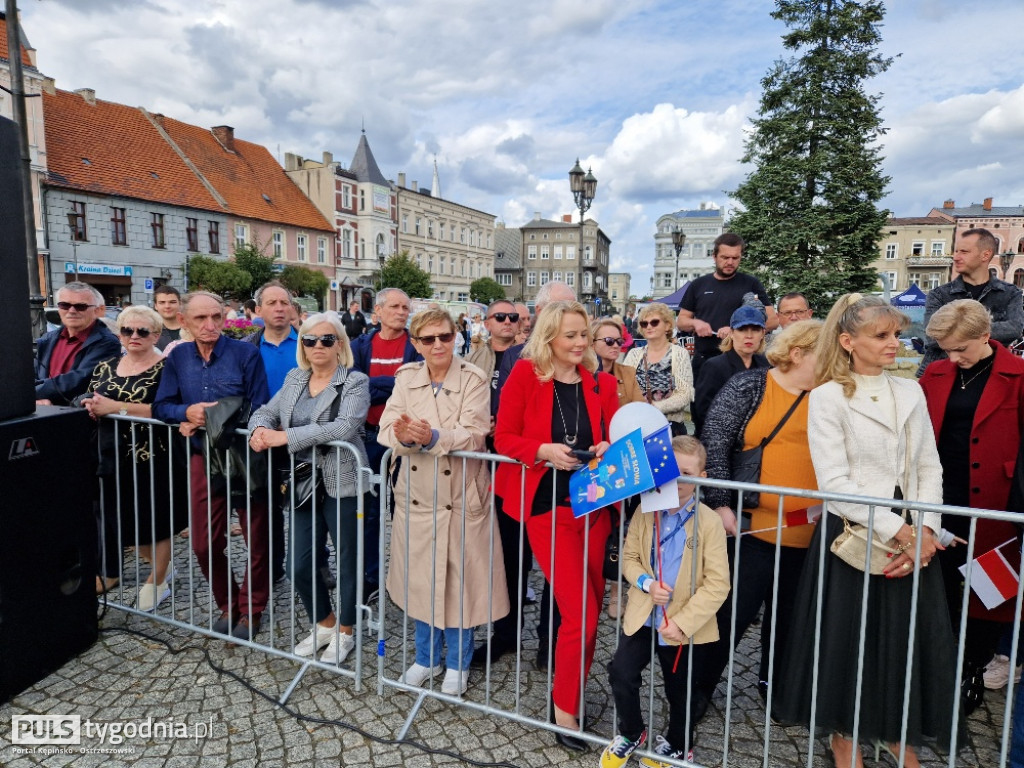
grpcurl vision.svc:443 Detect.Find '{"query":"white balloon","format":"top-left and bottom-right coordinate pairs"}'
top-left (609, 402), bottom-right (669, 443)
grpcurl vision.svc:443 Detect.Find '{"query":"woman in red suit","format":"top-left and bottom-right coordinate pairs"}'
top-left (495, 300), bottom-right (619, 752)
top-left (920, 298), bottom-right (1024, 715)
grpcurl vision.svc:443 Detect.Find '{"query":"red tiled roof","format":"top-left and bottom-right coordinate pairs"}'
top-left (886, 217), bottom-right (952, 226)
top-left (159, 117), bottom-right (334, 233)
top-left (0, 16), bottom-right (33, 67)
top-left (43, 88), bottom-right (222, 210)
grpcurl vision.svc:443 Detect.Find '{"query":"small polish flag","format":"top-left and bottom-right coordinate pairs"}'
top-left (960, 541), bottom-right (1021, 610)
top-left (784, 504), bottom-right (823, 528)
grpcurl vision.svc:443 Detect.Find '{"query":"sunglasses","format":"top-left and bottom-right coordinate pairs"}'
top-left (487, 312), bottom-right (520, 323)
top-left (119, 326), bottom-right (153, 338)
top-left (638, 318), bottom-right (661, 329)
top-left (415, 332), bottom-right (456, 345)
top-left (301, 334), bottom-right (338, 348)
top-left (598, 337), bottom-right (624, 347)
top-left (57, 301), bottom-right (97, 312)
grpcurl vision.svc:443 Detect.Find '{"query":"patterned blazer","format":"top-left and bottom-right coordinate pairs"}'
top-left (248, 365), bottom-right (370, 498)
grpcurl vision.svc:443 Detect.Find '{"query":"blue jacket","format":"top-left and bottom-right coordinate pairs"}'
top-left (34, 322), bottom-right (122, 405)
top-left (350, 329), bottom-right (421, 408)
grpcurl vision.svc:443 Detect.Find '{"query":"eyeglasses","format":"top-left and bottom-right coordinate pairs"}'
top-left (301, 334), bottom-right (338, 348)
top-left (119, 326), bottom-right (153, 338)
top-left (57, 301), bottom-right (97, 312)
top-left (487, 312), bottom-right (520, 323)
top-left (415, 332), bottom-right (456, 345)
top-left (779, 310), bottom-right (810, 318)
top-left (598, 337), bottom-right (624, 346)
top-left (638, 319), bottom-right (661, 329)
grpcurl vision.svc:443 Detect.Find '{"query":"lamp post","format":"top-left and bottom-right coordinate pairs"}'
top-left (671, 226), bottom-right (687, 294)
top-left (66, 212), bottom-right (80, 278)
top-left (1000, 251), bottom-right (1016, 282)
top-left (568, 158), bottom-right (597, 308)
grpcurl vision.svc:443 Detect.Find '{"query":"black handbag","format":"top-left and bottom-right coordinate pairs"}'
top-left (603, 531), bottom-right (621, 581)
top-left (278, 390), bottom-right (342, 510)
top-left (729, 389), bottom-right (807, 509)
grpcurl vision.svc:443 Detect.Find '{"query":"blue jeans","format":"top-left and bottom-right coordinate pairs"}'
top-left (290, 494), bottom-right (358, 627)
top-left (414, 620), bottom-right (474, 671)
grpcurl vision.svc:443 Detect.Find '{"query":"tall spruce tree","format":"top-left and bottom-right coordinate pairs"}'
top-left (729, 0), bottom-right (893, 311)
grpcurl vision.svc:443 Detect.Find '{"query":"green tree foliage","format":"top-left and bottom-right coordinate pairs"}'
top-left (729, 0), bottom-right (893, 313)
top-left (186, 255), bottom-right (251, 298)
top-left (469, 277), bottom-right (506, 305)
top-left (374, 252), bottom-right (432, 299)
top-left (233, 242), bottom-right (278, 293)
top-left (279, 265), bottom-right (330, 310)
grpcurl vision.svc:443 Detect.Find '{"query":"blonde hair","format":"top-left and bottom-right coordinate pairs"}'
top-left (766, 319), bottom-right (823, 371)
top-left (117, 305), bottom-right (163, 334)
top-left (591, 316), bottom-right (623, 339)
top-left (522, 300), bottom-right (597, 381)
top-left (638, 302), bottom-right (675, 341)
top-left (926, 299), bottom-right (991, 342)
top-left (815, 293), bottom-right (909, 397)
top-left (672, 435), bottom-right (707, 472)
top-left (409, 308), bottom-right (456, 338)
top-left (296, 312), bottom-right (353, 370)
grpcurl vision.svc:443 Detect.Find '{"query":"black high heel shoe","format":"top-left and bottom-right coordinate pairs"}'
top-left (550, 698), bottom-right (588, 752)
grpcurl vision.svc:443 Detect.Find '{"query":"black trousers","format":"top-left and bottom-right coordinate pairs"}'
top-left (490, 499), bottom-right (534, 646)
top-left (608, 625), bottom-right (708, 751)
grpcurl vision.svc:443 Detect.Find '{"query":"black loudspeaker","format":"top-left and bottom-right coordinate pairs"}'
top-left (0, 115), bottom-right (38, 421)
top-left (0, 406), bottom-right (98, 703)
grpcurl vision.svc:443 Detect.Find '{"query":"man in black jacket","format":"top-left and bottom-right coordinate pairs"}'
top-left (341, 301), bottom-right (368, 339)
top-left (35, 282), bottom-right (120, 405)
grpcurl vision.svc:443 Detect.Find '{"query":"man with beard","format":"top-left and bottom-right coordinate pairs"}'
top-left (676, 233), bottom-right (777, 379)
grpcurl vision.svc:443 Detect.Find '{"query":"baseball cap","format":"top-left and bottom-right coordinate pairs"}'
top-left (730, 305), bottom-right (766, 329)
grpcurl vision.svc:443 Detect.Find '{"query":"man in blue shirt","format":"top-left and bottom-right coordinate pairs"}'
top-left (154, 291), bottom-right (270, 642)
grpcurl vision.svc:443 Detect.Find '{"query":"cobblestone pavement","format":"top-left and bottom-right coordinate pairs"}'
top-left (1, 501), bottom-right (1016, 768)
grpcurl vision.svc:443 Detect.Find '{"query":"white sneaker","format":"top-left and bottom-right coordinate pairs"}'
top-left (441, 668), bottom-right (468, 696)
top-left (399, 662), bottom-right (443, 687)
top-left (319, 632), bottom-right (355, 664)
top-left (294, 623), bottom-right (337, 657)
top-left (984, 654), bottom-right (1023, 689)
top-left (136, 582), bottom-right (171, 612)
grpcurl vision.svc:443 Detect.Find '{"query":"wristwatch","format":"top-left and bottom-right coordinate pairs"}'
top-left (119, 406), bottom-right (128, 416)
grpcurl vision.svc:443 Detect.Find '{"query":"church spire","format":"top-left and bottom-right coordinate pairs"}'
top-left (431, 155), bottom-right (441, 199)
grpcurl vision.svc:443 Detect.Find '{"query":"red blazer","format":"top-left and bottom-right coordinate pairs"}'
top-left (920, 341), bottom-right (1024, 621)
top-left (494, 359), bottom-right (619, 521)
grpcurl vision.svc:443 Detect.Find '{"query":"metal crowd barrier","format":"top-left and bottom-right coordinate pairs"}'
top-left (94, 415), bottom-right (1024, 767)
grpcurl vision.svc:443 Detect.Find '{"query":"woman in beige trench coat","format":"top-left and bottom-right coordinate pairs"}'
top-left (379, 308), bottom-right (509, 696)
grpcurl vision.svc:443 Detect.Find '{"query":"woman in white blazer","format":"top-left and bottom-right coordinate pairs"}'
top-left (775, 294), bottom-right (962, 768)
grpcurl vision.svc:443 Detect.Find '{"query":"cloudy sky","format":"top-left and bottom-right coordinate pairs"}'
top-left (20, 0), bottom-right (1024, 296)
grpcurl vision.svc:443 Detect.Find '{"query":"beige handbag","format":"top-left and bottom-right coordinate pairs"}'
top-left (830, 516), bottom-right (900, 575)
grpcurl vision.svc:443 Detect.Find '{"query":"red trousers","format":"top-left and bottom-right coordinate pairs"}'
top-left (526, 505), bottom-right (610, 716)
top-left (189, 454), bottom-right (270, 617)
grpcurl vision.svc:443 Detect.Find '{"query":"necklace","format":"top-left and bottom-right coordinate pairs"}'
top-left (959, 355), bottom-right (995, 390)
top-left (553, 381), bottom-right (579, 447)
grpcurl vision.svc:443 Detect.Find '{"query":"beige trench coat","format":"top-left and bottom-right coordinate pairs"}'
top-left (378, 358), bottom-right (510, 628)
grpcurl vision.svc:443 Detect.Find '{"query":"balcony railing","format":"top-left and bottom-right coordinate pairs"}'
top-left (906, 255), bottom-right (952, 266)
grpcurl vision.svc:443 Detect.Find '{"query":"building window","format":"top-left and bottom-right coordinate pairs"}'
top-left (342, 185), bottom-right (351, 209)
top-left (427, 255), bottom-right (434, 273)
top-left (402, 215), bottom-right (408, 233)
top-left (415, 218), bottom-right (422, 236)
top-left (885, 243), bottom-right (898, 260)
top-left (317, 237), bottom-right (327, 264)
top-left (662, 275), bottom-right (672, 288)
top-left (497, 273), bottom-right (512, 286)
top-left (461, 227), bottom-right (467, 244)
top-left (235, 223), bottom-right (247, 249)
top-left (461, 259), bottom-right (466, 276)
top-left (911, 241), bottom-right (925, 257)
top-left (376, 233), bottom-right (386, 258)
top-left (540, 271), bottom-right (550, 285)
top-left (528, 245), bottom-right (537, 260)
top-left (208, 221), bottom-right (220, 254)
top-left (342, 229), bottom-right (352, 259)
top-left (458, 292), bottom-right (468, 302)
top-left (885, 271), bottom-right (898, 290)
top-left (583, 272), bottom-right (593, 290)
top-left (553, 271), bottom-right (562, 282)
top-left (554, 246), bottom-right (563, 260)
top-left (541, 246), bottom-right (549, 260)
top-left (527, 271), bottom-right (537, 287)
top-left (415, 254), bottom-right (422, 269)
top-left (566, 271), bottom-right (575, 287)
top-left (566, 245), bottom-right (576, 260)
top-left (297, 234), bottom-right (307, 261)
top-left (151, 213), bottom-right (165, 248)
top-left (930, 241), bottom-right (945, 257)
top-left (439, 222), bottom-right (445, 240)
top-left (110, 207), bottom-right (127, 246)
top-left (929, 272), bottom-right (941, 290)
top-left (185, 218), bottom-right (199, 252)
top-left (1015, 270), bottom-right (1024, 289)
top-left (428, 220), bottom-right (434, 238)
top-left (584, 246), bottom-right (592, 261)
top-left (440, 256), bottom-right (447, 275)
top-left (908, 273), bottom-right (921, 287)
top-left (70, 201), bottom-right (87, 241)
top-left (359, 190), bottom-right (365, 211)
top-left (273, 230), bottom-right (284, 258)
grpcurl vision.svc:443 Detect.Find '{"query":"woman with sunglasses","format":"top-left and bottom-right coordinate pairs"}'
top-left (379, 308), bottom-right (508, 696)
top-left (79, 306), bottom-right (188, 610)
top-left (249, 313), bottom-right (369, 664)
top-left (622, 302), bottom-right (694, 436)
top-left (592, 317), bottom-right (644, 408)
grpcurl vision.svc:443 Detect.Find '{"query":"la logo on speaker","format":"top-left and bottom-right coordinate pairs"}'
top-left (8, 437), bottom-right (40, 461)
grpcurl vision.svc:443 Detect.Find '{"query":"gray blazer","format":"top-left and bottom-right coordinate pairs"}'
top-left (248, 366), bottom-right (370, 498)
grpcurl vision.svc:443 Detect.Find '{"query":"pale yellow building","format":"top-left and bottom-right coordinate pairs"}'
top-left (873, 217), bottom-right (955, 294)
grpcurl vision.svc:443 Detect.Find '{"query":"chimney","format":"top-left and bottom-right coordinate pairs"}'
top-left (943, 199), bottom-right (955, 209)
top-left (322, 151), bottom-right (333, 166)
top-left (398, 172), bottom-right (406, 188)
top-left (411, 180), bottom-right (418, 192)
top-left (42, 77), bottom-right (56, 95)
top-left (562, 214), bottom-right (573, 223)
top-left (211, 125), bottom-right (235, 152)
top-left (983, 197), bottom-right (993, 211)
top-left (533, 212), bottom-right (542, 221)
top-left (150, 113), bottom-right (165, 128)
top-left (283, 152), bottom-right (301, 171)
top-left (74, 88), bottom-right (96, 105)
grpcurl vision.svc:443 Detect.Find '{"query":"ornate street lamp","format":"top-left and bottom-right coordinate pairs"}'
top-left (569, 159), bottom-right (598, 307)
top-left (1000, 251), bottom-right (1016, 281)
top-left (66, 211), bottom-right (80, 278)
top-left (671, 226), bottom-right (687, 293)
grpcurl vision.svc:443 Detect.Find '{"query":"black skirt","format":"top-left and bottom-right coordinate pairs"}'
top-left (773, 513), bottom-right (965, 752)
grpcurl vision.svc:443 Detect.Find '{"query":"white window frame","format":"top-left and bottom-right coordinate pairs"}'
top-left (342, 185), bottom-right (351, 209)
top-left (317, 237), bottom-right (327, 264)
top-left (566, 271), bottom-right (575, 287)
top-left (541, 246), bottom-right (549, 260)
top-left (273, 230), bottom-right (284, 259)
top-left (528, 245), bottom-right (537, 260)
top-left (540, 271), bottom-right (550, 285)
top-left (566, 245), bottom-right (576, 260)
top-left (885, 243), bottom-right (898, 260)
top-left (497, 273), bottom-right (512, 286)
top-left (930, 241), bottom-right (946, 257)
top-left (527, 271), bottom-right (537, 287)
top-left (234, 223), bottom-right (247, 250)
top-left (297, 234), bottom-right (307, 262)
top-left (554, 245), bottom-right (563, 260)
